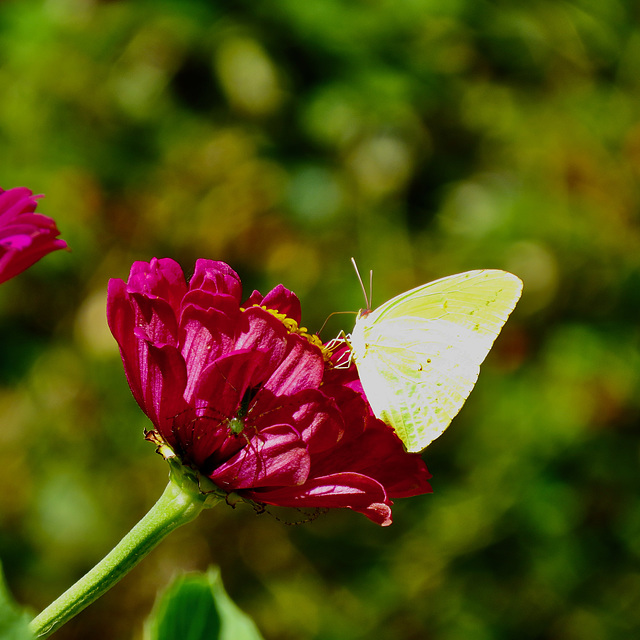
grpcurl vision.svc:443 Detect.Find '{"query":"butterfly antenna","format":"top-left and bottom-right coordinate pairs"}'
top-left (351, 257), bottom-right (370, 310)
top-left (317, 310), bottom-right (357, 336)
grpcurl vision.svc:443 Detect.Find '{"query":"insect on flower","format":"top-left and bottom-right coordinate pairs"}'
top-left (107, 258), bottom-right (432, 526)
top-left (347, 260), bottom-right (523, 452)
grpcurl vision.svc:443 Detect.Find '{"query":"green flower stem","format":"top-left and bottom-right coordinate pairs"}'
top-left (29, 464), bottom-right (221, 638)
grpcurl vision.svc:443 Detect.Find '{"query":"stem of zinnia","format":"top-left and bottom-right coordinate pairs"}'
top-left (29, 462), bottom-right (220, 638)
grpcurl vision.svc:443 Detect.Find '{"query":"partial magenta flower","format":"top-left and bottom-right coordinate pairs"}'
top-left (107, 258), bottom-right (431, 525)
top-left (0, 187), bottom-right (68, 285)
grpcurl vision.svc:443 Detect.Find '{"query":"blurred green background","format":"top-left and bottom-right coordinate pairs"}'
top-left (2, 0), bottom-right (640, 638)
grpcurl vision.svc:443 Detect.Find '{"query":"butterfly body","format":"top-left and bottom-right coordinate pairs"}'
top-left (350, 269), bottom-right (523, 452)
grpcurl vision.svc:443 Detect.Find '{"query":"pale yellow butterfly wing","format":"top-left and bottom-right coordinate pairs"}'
top-left (350, 270), bottom-right (523, 452)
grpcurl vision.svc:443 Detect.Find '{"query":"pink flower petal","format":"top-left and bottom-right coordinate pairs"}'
top-left (209, 424), bottom-right (309, 489)
top-left (244, 472), bottom-right (393, 526)
top-left (190, 259), bottom-right (243, 302)
top-left (0, 187), bottom-right (67, 284)
top-left (263, 333), bottom-right (324, 395)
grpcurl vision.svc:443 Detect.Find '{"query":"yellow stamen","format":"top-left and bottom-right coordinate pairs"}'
top-left (242, 304), bottom-right (332, 361)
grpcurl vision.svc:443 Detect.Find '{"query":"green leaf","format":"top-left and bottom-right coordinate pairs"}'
top-left (145, 567), bottom-right (264, 640)
top-left (0, 564), bottom-right (34, 640)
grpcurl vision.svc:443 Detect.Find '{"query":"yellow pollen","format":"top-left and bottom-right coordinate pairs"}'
top-left (242, 305), bottom-right (331, 360)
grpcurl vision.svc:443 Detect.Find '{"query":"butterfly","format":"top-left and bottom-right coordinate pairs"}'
top-left (349, 268), bottom-right (523, 452)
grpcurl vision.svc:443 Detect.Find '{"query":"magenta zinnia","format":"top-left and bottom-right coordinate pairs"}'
top-left (107, 258), bottom-right (431, 525)
top-left (0, 187), bottom-right (68, 285)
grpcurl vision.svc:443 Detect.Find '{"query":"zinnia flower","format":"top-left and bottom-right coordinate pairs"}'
top-left (107, 258), bottom-right (431, 525)
top-left (0, 187), bottom-right (68, 285)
